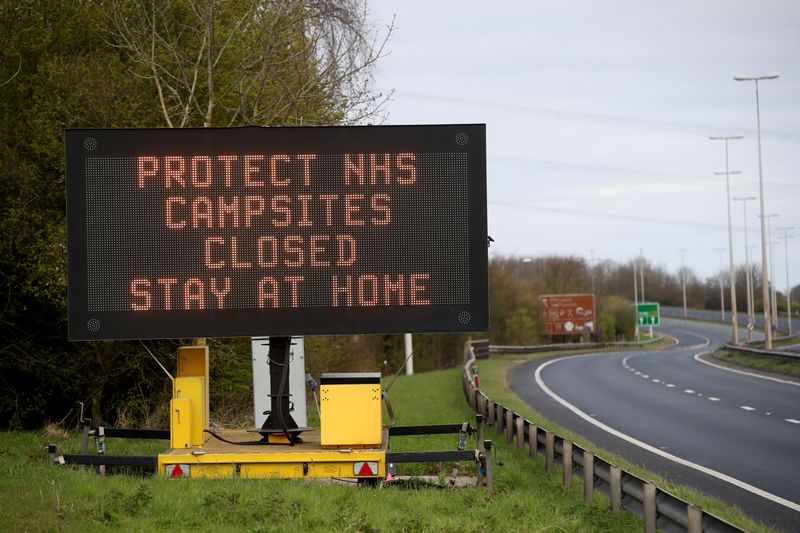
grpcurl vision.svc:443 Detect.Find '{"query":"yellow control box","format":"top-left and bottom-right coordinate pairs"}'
top-left (173, 376), bottom-right (206, 447)
top-left (320, 372), bottom-right (382, 448)
top-left (170, 397), bottom-right (192, 449)
top-left (177, 346), bottom-right (209, 431)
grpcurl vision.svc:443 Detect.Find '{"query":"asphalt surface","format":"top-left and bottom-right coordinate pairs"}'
top-left (661, 305), bottom-right (797, 337)
top-left (508, 318), bottom-right (800, 531)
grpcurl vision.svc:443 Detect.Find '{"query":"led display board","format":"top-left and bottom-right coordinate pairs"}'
top-left (540, 293), bottom-right (595, 335)
top-left (66, 125), bottom-right (487, 340)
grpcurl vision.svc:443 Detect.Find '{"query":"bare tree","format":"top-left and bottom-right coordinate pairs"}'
top-left (105, 0), bottom-right (394, 127)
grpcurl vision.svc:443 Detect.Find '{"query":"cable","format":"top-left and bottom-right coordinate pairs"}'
top-left (398, 89), bottom-right (800, 143)
top-left (203, 429), bottom-right (264, 446)
top-left (305, 373), bottom-right (321, 421)
top-left (379, 343), bottom-right (419, 427)
top-left (140, 341), bottom-right (174, 382)
top-left (383, 343), bottom-right (418, 395)
top-left (382, 391), bottom-right (395, 427)
top-left (276, 345), bottom-right (292, 445)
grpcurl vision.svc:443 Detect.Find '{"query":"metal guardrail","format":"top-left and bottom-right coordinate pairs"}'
top-left (722, 342), bottom-right (800, 362)
top-left (490, 336), bottom-right (663, 355)
top-left (461, 340), bottom-right (743, 533)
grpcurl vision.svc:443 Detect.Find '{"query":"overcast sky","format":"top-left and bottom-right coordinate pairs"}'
top-left (367, 1), bottom-right (800, 292)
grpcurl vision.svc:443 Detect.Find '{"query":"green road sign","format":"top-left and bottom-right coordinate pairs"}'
top-left (636, 302), bottom-right (660, 326)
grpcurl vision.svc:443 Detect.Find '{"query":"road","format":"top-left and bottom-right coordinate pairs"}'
top-left (661, 305), bottom-right (797, 336)
top-left (508, 318), bottom-right (800, 531)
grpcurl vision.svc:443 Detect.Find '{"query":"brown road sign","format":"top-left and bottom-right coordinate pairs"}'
top-left (540, 293), bottom-right (595, 335)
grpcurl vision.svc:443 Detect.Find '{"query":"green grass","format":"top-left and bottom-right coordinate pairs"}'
top-left (713, 349), bottom-right (800, 379)
top-left (0, 366), bottom-right (641, 532)
top-left (639, 335), bottom-right (675, 350)
top-left (477, 351), bottom-right (777, 533)
top-left (774, 333), bottom-right (800, 346)
top-left (750, 333), bottom-right (800, 348)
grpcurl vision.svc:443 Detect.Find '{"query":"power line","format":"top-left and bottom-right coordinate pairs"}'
top-left (490, 200), bottom-right (733, 231)
top-left (490, 154), bottom-right (798, 190)
top-left (397, 90), bottom-right (800, 143)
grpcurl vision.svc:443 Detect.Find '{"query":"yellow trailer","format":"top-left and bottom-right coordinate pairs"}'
top-left (159, 428), bottom-right (387, 479)
top-left (53, 342), bottom-right (488, 485)
top-left (159, 345), bottom-right (390, 479)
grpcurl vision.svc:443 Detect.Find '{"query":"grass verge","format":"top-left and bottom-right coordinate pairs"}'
top-left (477, 350), bottom-right (778, 533)
top-left (713, 349), bottom-right (800, 379)
top-left (770, 333), bottom-right (800, 348)
top-left (1, 366), bottom-right (640, 532)
top-left (639, 335), bottom-right (675, 350)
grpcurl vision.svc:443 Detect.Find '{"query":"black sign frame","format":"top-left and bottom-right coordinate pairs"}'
top-left (66, 125), bottom-right (487, 340)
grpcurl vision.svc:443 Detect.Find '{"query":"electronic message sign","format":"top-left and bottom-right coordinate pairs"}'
top-left (66, 125), bottom-right (487, 340)
top-left (540, 293), bottom-right (595, 335)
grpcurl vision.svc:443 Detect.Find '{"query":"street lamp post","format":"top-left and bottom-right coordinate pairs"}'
top-left (734, 196), bottom-right (756, 340)
top-left (710, 135), bottom-right (743, 343)
top-left (777, 226), bottom-right (795, 335)
top-left (678, 249), bottom-right (687, 318)
top-left (735, 73), bottom-right (779, 349)
top-left (714, 247), bottom-right (726, 322)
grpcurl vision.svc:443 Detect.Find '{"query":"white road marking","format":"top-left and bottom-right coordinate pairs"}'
top-left (652, 379), bottom-right (660, 383)
top-left (534, 354), bottom-right (800, 513)
top-left (693, 351), bottom-right (800, 387)
top-left (740, 406), bottom-right (756, 411)
top-left (674, 329), bottom-right (711, 350)
top-left (666, 384), bottom-right (675, 388)
top-left (684, 389), bottom-right (695, 394)
top-left (786, 419), bottom-right (800, 425)
top-left (635, 372), bottom-right (642, 376)
top-left (642, 374), bottom-right (649, 379)
top-left (708, 397), bottom-right (720, 402)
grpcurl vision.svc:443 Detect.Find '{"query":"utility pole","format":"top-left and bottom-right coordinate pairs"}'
top-left (633, 261), bottom-right (639, 341)
top-left (678, 249), bottom-right (687, 318)
top-left (764, 214), bottom-right (779, 332)
top-left (710, 135), bottom-right (743, 344)
top-left (734, 196), bottom-right (756, 341)
top-left (777, 226), bottom-right (795, 335)
top-left (639, 248), bottom-right (645, 303)
top-left (714, 247), bottom-right (726, 322)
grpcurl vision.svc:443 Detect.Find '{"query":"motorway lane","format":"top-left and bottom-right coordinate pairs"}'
top-left (508, 318), bottom-right (800, 531)
top-left (661, 305), bottom-right (796, 336)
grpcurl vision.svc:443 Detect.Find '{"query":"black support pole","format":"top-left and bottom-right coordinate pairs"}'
top-left (259, 336), bottom-right (300, 443)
